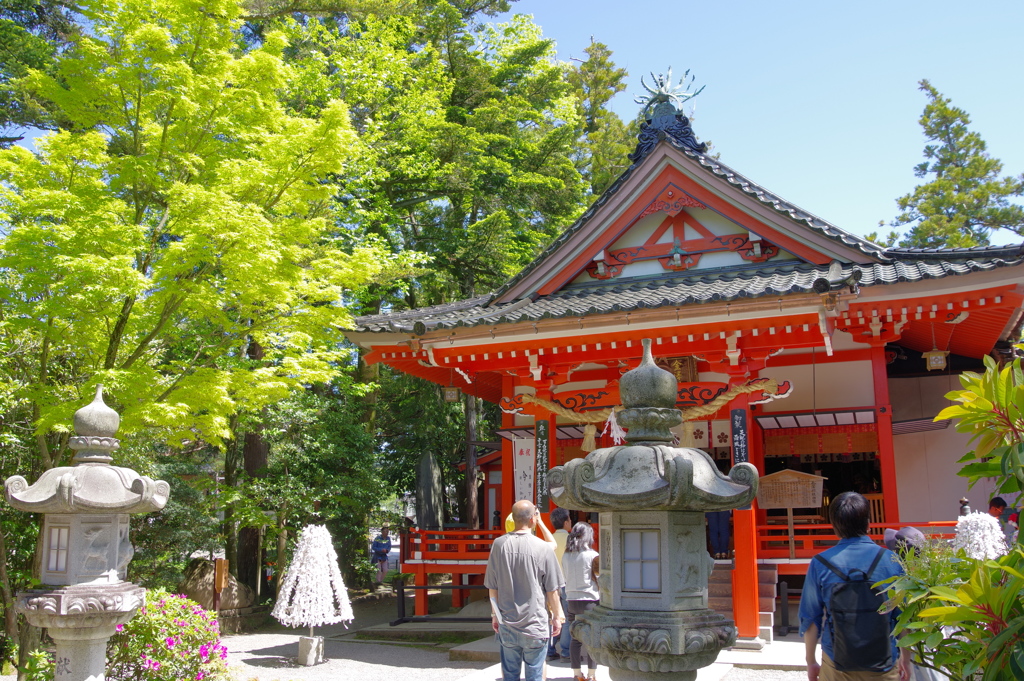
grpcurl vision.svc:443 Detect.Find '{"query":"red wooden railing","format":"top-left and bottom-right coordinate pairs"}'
top-left (756, 521), bottom-right (957, 560)
top-left (400, 529), bottom-right (503, 563)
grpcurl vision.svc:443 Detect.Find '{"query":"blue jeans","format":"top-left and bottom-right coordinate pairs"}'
top-left (548, 587), bottom-right (570, 657)
top-left (498, 624), bottom-right (547, 681)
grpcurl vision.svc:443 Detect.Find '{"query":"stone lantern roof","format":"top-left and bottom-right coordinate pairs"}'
top-left (5, 386), bottom-right (169, 515)
top-left (548, 339), bottom-right (757, 512)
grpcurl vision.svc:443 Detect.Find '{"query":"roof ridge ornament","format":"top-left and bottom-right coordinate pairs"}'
top-left (630, 67), bottom-right (708, 162)
top-left (635, 67), bottom-right (705, 116)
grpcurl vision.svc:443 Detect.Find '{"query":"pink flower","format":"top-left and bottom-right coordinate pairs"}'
top-left (165, 636), bottom-right (177, 648)
top-left (115, 624), bottom-right (123, 632)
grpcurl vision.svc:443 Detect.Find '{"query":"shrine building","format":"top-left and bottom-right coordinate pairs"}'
top-left (345, 91), bottom-right (1023, 640)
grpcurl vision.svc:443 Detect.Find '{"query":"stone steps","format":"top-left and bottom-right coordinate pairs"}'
top-left (707, 562), bottom-right (779, 643)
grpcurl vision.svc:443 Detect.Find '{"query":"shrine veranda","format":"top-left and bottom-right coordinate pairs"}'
top-left (345, 105), bottom-right (1020, 637)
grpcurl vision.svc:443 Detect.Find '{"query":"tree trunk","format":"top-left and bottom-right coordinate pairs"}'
top-left (235, 339), bottom-right (269, 593)
top-left (223, 434), bottom-right (241, 576)
top-left (15, 616), bottom-right (39, 681)
top-left (0, 528), bottom-right (18, 642)
top-left (276, 513), bottom-right (287, 599)
top-left (464, 393), bottom-right (479, 530)
top-left (237, 428), bottom-right (269, 593)
top-left (16, 524), bottom-right (43, 681)
top-left (359, 351), bottom-right (379, 435)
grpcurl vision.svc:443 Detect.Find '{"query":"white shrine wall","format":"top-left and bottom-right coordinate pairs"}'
top-left (757, 360), bottom-right (874, 412)
top-left (889, 374), bottom-right (999, 523)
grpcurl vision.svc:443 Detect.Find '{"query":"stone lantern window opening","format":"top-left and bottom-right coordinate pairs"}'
top-left (47, 525), bottom-right (70, 573)
top-left (622, 529), bottom-right (661, 592)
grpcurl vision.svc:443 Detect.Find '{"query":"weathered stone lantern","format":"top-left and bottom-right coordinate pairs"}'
top-left (5, 386), bottom-right (169, 681)
top-left (548, 340), bottom-right (757, 681)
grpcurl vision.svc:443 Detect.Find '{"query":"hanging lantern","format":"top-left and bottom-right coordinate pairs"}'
top-left (922, 348), bottom-right (949, 371)
top-left (443, 386), bottom-right (462, 402)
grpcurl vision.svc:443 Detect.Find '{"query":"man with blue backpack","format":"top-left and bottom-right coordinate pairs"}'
top-left (799, 492), bottom-right (911, 680)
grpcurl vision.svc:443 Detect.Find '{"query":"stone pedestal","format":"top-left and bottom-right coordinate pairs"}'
top-left (572, 607), bottom-right (735, 681)
top-left (298, 635), bottom-right (324, 666)
top-left (17, 582), bottom-right (145, 681)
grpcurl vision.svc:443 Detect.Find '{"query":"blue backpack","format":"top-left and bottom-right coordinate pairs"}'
top-left (814, 548), bottom-right (893, 672)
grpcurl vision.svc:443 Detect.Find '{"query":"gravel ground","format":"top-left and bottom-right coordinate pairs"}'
top-left (224, 589), bottom-right (494, 681)
top-left (721, 670), bottom-right (805, 681)
top-left (0, 590), bottom-right (808, 681)
top-left (222, 591), bottom-right (809, 681)
top-left (225, 630), bottom-right (491, 681)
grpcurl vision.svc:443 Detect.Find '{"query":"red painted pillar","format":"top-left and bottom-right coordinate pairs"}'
top-left (500, 375), bottom-right (516, 519)
top-left (732, 507), bottom-right (760, 638)
top-left (413, 566), bottom-right (429, 616)
top-left (870, 344), bottom-right (900, 523)
top-left (452, 572), bottom-right (467, 609)
top-left (726, 363), bottom-right (761, 640)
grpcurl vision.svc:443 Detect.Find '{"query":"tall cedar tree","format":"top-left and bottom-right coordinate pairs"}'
top-left (891, 80), bottom-right (1024, 248)
top-left (278, 6), bottom-right (593, 526)
top-left (567, 39), bottom-right (634, 196)
top-left (0, 0), bottom-right (79, 144)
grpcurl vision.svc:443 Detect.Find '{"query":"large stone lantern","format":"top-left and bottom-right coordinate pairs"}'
top-left (5, 386), bottom-right (169, 681)
top-left (548, 340), bottom-right (757, 681)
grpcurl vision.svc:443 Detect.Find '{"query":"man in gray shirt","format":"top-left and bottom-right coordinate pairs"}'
top-left (486, 500), bottom-right (565, 681)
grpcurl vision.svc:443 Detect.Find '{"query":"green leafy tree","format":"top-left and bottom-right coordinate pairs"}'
top-left (566, 39), bottom-right (634, 196)
top-left (228, 385), bottom-right (387, 588)
top-left (125, 448), bottom-right (223, 590)
top-left (890, 80), bottom-right (1024, 248)
top-left (0, 0), bottom-right (420, 657)
top-left (373, 368), bottom-right (502, 524)
top-left (277, 5), bottom-right (588, 527)
top-left (0, 0), bottom-right (403, 457)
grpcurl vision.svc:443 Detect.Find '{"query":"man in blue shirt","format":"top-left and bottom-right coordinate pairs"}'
top-left (371, 525), bottom-right (392, 585)
top-left (799, 492), bottom-right (910, 681)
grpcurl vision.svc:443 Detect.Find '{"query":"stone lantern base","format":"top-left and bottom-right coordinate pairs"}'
top-left (17, 582), bottom-right (145, 681)
top-left (571, 606), bottom-right (737, 681)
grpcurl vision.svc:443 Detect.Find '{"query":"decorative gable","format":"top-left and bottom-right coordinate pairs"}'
top-left (581, 182), bottom-right (787, 282)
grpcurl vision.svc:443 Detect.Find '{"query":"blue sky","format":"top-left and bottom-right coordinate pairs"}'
top-left (499, 0), bottom-right (1024, 241)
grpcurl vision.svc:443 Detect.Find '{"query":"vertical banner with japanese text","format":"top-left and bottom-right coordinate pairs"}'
top-left (731, 408), bottom-right (749, 463)
top-left (535, 420), bottom-right (550, 512)
top-left (731, 408), bottom-right (751, 510)
top-left (512, 438), bottom-right (536, 506)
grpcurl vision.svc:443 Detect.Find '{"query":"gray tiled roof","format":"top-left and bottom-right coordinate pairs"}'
top-left (352, 254), bottom-right (1024, 333)
top-left (886, 245), bottom-right (1024, 260)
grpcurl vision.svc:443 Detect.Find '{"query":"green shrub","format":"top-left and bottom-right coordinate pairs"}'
top-left (350, 557), bottom-right (378, 589)
top-left (23, 649), bottom-right (52, 680)
top-left (106, 590), bottom-right (229, 681)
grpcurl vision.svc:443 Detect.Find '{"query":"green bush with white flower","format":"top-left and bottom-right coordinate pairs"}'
top-left (105, 590), bottom-right (229, 680)
top-left (882, 352), bottom-right (1024, 680)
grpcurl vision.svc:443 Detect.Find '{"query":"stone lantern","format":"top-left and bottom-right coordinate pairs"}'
top-left (5, 386), bottom-right (169, 681)
top-left (548, 339), bottom-right (757, 681)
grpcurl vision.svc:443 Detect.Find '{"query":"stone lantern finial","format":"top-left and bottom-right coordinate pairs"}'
top-left (70, 384), bottom-right (121, 464)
